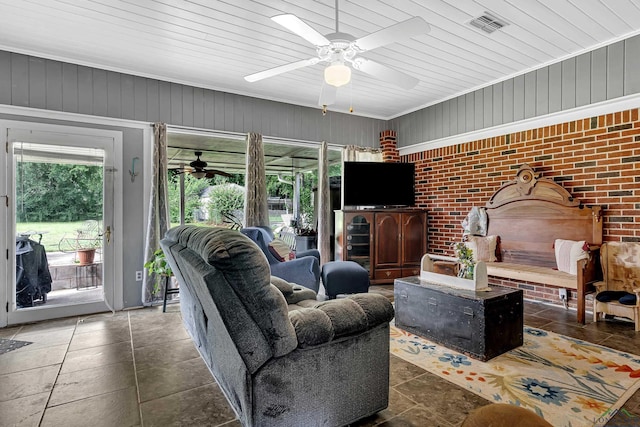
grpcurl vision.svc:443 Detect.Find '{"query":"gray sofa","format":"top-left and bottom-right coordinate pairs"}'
top-left (160, 225), bottom-right (395, 427)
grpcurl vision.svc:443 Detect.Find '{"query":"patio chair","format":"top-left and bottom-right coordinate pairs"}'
top-left (240, 226), bottom-right (321, 292)
top-left (58, 220), bottom-right (103, 262)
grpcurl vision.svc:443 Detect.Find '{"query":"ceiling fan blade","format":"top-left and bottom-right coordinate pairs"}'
top-left (245, 58), bottom-right (318, 82)
top-left (354, 58), bottom-right (419, 90)
top-left (272, 14), bottom-right (331, 46)
top-left (354, 16), bottom-right (430, 52)
top-left (318, 84), bottom-right (337, 106)
top-left (205, 169), bottom-right (232, 178)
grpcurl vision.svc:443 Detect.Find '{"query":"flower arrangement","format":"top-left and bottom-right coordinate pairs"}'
top-left (453, 242), bottom-right (475, 279)
top-left (292, 213), bottom-right (317, 236)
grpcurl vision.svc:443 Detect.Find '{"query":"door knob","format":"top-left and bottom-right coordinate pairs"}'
top-left (100, 226), bottom-right (112, 244)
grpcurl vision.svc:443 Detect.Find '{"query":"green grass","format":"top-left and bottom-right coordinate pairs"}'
top-left (16, 221), bottom-right (91, 252)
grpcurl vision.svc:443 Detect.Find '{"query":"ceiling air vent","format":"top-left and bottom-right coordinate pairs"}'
top-left (469, 12), bottom-right (509, 34)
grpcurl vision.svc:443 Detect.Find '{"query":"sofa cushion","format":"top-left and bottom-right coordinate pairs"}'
top-left (347, 294), bottom-right (396, 327)
top-left (595, 290), bottom-right (637, 305)
top-left (315, 299), bottom-right (368, 337)
top-left (289, 308), bottom-right (334, 347)
top-left (288, 294), bottom-right (394, 348)
top-left (619, 293), bottom-right (638, 305)
top-left (595, 290), bottom-right (630, 303)
top-left (465, 235), bottom-right (498, 262)
top-left (554, 239), bottom-right (588, 275)
top-left (165, 226), bottom-right (298, 357)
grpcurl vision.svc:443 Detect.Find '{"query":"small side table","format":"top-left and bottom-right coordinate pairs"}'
top-left (162, 275), bottom-right (179, 312)
top-left (76, 263), bottom-right (98, 290)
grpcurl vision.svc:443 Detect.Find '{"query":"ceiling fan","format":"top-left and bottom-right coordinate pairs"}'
top-left (170, 151), bottom-right (232, 179)
top-left (244, 0), bottom-right (430, 106)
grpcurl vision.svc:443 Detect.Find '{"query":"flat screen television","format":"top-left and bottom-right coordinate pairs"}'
top-left (343, 161), bottom-right (415, 208)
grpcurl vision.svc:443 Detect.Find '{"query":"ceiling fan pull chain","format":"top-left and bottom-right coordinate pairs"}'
top-left (349, 80), bottom-right (354, 113)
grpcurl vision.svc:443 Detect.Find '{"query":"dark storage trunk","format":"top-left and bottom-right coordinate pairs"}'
top-left (394, 276), bottom-right (523, 361)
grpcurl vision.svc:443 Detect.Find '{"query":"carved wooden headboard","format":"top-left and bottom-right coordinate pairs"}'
top-left (485, 164), bottom-right (603, 268)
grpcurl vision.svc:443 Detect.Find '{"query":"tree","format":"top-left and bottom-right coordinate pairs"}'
top-left (207, 183), bottom-right (245, 225)
top-left (167, 174), bottom-right (210, 224)
top-left (266, 174), bottom-right (293, 200)
top-left (167, 173), bottom-right (244, 224)
top-left (15, 162), bottom-right (103, 222)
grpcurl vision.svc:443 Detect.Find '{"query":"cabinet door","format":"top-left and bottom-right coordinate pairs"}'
top-left (344, 212), bottom-right (374, 276)
top-left (374, 212), bottom-right (401, 268)
top-left (401, 212), bottom-right (427, 266)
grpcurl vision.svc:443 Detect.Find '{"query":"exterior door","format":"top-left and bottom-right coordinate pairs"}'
top-left (1, 121), bottom-right (121, 326)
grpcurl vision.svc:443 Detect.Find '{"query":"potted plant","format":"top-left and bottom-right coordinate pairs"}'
top-left (76, 237), bottom-right (101, 265)
top-left (144, 248), bottom-right (173, 295)
top-left (293, 214), bottom-right (317, 252)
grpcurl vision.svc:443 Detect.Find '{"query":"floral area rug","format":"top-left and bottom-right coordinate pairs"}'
top-left (391, 325), bottom-right (640, 427)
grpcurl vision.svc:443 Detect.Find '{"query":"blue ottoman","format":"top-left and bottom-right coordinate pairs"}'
top-left (321, 261), bottom-right (370, 299)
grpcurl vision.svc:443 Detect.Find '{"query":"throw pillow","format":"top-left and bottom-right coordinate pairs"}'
top-left (464, 235), bottom-right (498, 262)
top-left (619, 293), bottom-right (638, 305)
top-left (595, 290), bottom-right (630, 302)
top-left (554, 239), bottom-right (589, 275)
top-left (268, 238), bottom-right (295, 262)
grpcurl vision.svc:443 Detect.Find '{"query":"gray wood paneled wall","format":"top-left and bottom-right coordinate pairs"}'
top-left (390, 34), bottom-right (640, 148)
top-left (4, 31), bottom-right (639, 151)
top-left (0, 50), bottom-right (387, 147)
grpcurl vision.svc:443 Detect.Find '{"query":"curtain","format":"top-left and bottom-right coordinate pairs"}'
top-left (342, 145), bottom-right (383, 162)
top-left (317, 141), bottom-right (330, 265)
top-left (142, 123), bottom-right (170, 305)
top-left (244, 132), bottom-right (269, 227)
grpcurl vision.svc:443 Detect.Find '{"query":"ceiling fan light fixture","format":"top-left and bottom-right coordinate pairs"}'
top-left (324, 62), bottom-right (351, 87)
top-left (191, 171), bottom-right (206, 179)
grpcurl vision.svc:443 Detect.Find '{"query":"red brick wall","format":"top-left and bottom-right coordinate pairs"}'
top-left (380, 130), bottom-right (399, 162)
top-left (398, 108), bottom-right (640, 307)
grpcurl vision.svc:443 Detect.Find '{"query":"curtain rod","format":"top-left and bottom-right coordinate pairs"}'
top-left (161, 123), bottom-right (343, 150)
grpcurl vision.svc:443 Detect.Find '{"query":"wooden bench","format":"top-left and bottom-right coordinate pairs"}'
top-left (277, 226), bottom-right (298, 251)
top-left (482, 165), bottom-right (603, 324)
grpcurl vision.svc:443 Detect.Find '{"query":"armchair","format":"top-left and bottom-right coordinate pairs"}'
top-left (160, 225), bottom-right (394, 427)
top-left (593, 242), bottom-right (640, 331)
top-left (241, 226), bottom-right (320, 292)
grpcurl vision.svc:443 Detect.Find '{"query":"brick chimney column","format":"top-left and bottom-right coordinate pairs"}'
top-left (380, 130), bottom-right (399, 163)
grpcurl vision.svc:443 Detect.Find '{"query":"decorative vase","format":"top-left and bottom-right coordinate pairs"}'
top-left (77, 248), bottom-right (96, 265)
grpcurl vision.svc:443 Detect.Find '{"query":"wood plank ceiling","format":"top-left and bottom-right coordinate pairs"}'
top-left (0, 0), bottom-right (639, 120)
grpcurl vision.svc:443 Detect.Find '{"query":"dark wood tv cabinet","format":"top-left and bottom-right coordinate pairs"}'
top-left (334, 209), bottom-right (427, 284)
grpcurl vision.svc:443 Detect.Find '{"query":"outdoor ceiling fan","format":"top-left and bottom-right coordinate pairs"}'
top-left (244, 0), bottom-right (430, 106)
top-left (170, 151), bottom-right (232, 179)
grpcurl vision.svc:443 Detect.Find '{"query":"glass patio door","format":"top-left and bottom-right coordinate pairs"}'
top-left (1, 122), bottom-right (118, 326)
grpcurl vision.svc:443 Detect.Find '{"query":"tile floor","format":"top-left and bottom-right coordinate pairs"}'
top-left (0, 285), bottom-right (639, 426)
